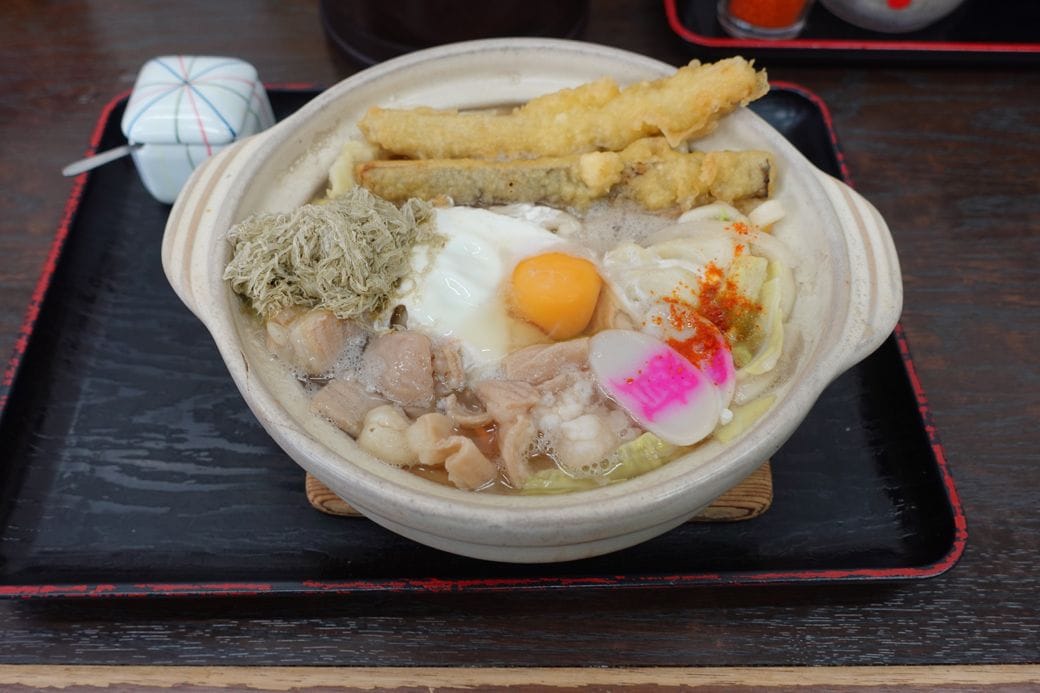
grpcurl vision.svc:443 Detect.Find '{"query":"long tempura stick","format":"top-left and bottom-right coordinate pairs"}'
top-left (357, 139), bottom-right (775, 211)
top-left (358, 57), bottom-right (769, 160)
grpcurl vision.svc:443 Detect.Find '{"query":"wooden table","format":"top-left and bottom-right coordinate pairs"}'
top-left (1, 0), bottom-right (1038, 688)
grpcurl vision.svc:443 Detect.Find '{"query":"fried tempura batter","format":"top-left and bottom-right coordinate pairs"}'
top-left (358, 57), bottom-right (768, 160)
top-left (356, 138), bottom-right (774, 211)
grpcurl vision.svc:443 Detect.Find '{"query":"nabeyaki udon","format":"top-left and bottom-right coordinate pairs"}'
top-left (222, 57), bottom-right (797, 494)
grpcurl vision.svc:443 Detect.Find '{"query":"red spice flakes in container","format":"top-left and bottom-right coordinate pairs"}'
top-left (717, 0), bottom-right (815, 39)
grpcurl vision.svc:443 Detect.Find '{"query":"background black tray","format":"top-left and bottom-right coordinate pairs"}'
top-left (666, 0), bottom-right (1040, 64)
top-left (0, 87), bottom-right (964, 598)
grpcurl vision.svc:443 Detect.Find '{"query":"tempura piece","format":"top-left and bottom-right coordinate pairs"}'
top-left (358, 57), bottom-right (768, 160)
top-left (356, 138), bottom-right (775, 211)
top-left (358, 155), bottom-right (610, 208)
top-left (614, 138), bottom-right (775, 210)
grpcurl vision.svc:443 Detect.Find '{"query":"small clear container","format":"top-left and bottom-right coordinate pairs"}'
top-left (717, 0), bottom-right (815, 40)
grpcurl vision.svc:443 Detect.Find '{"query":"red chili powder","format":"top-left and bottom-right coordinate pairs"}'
top-left (658, 261), bottom-right (762, 369)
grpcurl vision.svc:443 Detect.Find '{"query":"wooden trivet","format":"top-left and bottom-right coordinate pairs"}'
top-left (306, 460), bottom-right (772, 523)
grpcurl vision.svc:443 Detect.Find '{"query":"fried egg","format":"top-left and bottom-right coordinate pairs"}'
top-left (394, 206), bottom-right (583, 369)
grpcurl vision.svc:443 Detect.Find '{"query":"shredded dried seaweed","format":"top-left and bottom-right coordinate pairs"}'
top-left (223, 187), bottom-right (433, 320)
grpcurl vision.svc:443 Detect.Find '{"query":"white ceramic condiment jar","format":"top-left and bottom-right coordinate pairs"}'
top-left (121, 56), bottom-right (275, 204)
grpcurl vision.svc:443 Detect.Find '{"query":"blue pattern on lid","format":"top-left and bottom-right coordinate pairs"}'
top-left (121, 56), bottom-right (263, 147)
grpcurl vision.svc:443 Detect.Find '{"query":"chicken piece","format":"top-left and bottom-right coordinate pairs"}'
top-left (551, 377), bottom-right (598, 422)
top-left (498, 415), bottom-right (536, 487)
top-left (473, 380), bottom-right (540, 425)
top-left (357, 405), bottom-right (417, 467)
top-left (357, 57), bottom-right (768, 159)
top-left (606, 408), bottom-right (642, 444)
top-left (309, 378), bottom-right (388, 437)
top-left (360, 330), bottom-right (435, 409)
top-left (442, 393), bottom-right (494, 429)
top-left (406, 412), bottom-right (455, 467)
top-left (431, 339), bottom-right (466, 395)
top-left (537, 369), bottom-right (584, 396)
top-left (403, 403), bottom-right (437, 420)
top-left (439, 436), bottom-right (498, 491)
top-left (502, 337), bottom-right (589, 386)
top-left (616, 140), bottom-right (774, 211)
top-left (266, 307), bottom-right (362, 376)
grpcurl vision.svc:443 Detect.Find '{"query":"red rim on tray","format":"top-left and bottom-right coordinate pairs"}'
top-left (0, 85), bottom-right (965, 598)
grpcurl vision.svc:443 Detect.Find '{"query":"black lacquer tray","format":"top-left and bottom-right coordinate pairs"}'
top-left (0, 86), bottom-right (965, 598)
top-left (666, 0), bottom-right (1040, 64)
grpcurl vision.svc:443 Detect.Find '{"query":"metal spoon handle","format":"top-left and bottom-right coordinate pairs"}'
top-left (62, 144), bottom-right (137, 177)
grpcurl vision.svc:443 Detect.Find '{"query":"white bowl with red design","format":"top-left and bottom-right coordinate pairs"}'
top-left (820, 0), bottom-right (967, 33)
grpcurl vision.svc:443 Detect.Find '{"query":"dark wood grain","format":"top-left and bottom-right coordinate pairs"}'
top-left (1, 0), bottom-right (1038, 669)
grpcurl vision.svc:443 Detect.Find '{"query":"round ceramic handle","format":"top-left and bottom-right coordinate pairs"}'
top-left (161, 136), bottom-right (260, 327)
top-left (815, 170), bottom-right (904, 375)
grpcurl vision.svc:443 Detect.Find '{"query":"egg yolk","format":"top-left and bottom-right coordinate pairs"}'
top-left (510, 252), bottom-right (602, 340)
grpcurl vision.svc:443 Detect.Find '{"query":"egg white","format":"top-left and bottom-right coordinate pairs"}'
top-left (393, 206), bottom-right (576, 369)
